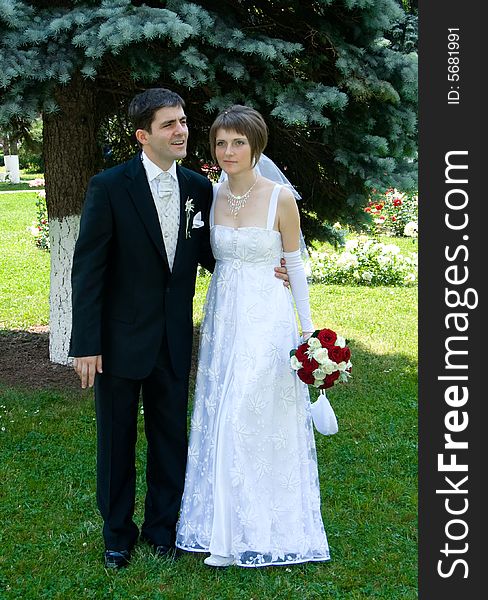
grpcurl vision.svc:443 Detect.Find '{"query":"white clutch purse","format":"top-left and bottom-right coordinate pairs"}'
top-left (311, 391), bottom-right (338, 435)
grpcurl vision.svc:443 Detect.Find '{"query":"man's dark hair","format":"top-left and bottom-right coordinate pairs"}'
top-left (128, 88), bottom-right (185, 133)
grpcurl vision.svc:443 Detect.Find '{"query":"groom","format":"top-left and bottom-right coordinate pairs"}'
top-left (69, 88), bottom-right (288, 569)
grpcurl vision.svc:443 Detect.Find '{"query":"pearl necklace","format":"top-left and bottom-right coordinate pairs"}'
top-left (226, 176), bottom-right (258, 218)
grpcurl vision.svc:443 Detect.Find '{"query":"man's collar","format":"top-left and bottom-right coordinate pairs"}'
top-left (141, 151), bottom-right (177, 182)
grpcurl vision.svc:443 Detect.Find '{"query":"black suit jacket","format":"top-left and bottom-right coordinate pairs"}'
top-left (69, 153), bottom-right (215, 380)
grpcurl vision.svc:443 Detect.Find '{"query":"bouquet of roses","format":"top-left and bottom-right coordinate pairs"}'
top-left (290, 328), bottom-right (352, 389)
top-left (290, 328), bottom-right (352, 435)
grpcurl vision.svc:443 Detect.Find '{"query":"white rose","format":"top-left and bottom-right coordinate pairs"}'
top-left (336, 335), bottom-right (346, 348)
top-left (384, 244), bottom-right (401, 255)
top-left (404, 221), bottom-right (418, 238)
top-left (337, 252), bottom-right (358, 268)
top-left (336, 361), bottom-right (347, 372)
top-left (307, 337), bottom-right (321, 351)
top-left (312, 367), bottom-right (327, 380)
top-left (312, 347), bottom-right (329, 363)
top-left (290, 355), bottom-right (303, 370)
top-left (320, 359), bottom-right (337, 375)
top-left (345, 239), bottom-right (358, 251)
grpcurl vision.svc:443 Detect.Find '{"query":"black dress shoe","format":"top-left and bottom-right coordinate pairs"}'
top-left (141, 535), bottom-right (180, 560)
top-left (153, 544), bottom-right (181, 560)
top-left (104, 549), bottom-right (131, 569)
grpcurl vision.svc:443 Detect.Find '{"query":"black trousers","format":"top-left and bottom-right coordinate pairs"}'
top-left (94, 339), bottom-right (189, 551)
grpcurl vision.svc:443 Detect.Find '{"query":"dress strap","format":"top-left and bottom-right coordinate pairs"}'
top-left (210, 182), bottom-right (221, 227)
top-left (266, 184), bottom-right (281, 230)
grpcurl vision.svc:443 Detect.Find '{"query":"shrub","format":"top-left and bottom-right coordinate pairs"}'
top-left (309, 237), bottom-right (417, 286)
top-left (365, 188), bottom-right (418, 237)
top-left (28, 190), bottom-right (50, 251)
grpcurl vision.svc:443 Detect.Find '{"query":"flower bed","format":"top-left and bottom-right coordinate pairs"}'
top-left (28, 190), bottom-right (49, 250)
top-left (365, 188), bottom-right (418, 237)
top-left (309, 237), bottom-right (417, 286)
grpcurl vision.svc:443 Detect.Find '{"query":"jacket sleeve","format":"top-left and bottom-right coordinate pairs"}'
top-left (69, 176), bottom-right (113, 357)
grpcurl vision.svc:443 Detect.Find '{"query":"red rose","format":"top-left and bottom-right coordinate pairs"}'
top-left (319, 370), bottom-right (340, 389)
top-left (327, 345), bottom-right (344, 364)
top-left (295, 344), bottom-right (310, 365)
top-left (295, 344), bottom-right (318, 378)
top-left (298, 369), bottom-right (315, 385)
top-left (393, 198), bottom-right (402, 206)
top-left (316, 328), bottom-right (337, 348)
top-left (301, 357), bottom-right (319, 373)
top-left (341, 346), bottom-right (351, 362)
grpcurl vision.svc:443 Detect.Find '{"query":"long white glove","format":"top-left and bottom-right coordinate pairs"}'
top-left (283, 249), bottom-right (314, 334)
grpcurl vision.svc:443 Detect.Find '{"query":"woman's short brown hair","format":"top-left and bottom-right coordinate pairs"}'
top-left (209, 105), bottom-right (268, 167)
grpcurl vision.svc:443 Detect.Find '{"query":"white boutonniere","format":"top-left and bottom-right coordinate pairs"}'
top-left (185, 197), bottom-right (194, 239)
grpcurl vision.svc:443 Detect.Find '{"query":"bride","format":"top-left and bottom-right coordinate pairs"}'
top-left (176, 105), bottom-right (330, 568)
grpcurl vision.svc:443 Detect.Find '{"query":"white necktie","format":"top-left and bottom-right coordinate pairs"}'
top-left (155, 171), bottom-right (179, 269)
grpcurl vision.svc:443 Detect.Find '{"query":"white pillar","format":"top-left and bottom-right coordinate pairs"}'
top-left (4, 154), bottom-right (20, 183)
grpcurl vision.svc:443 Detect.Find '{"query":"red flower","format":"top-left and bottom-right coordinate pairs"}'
top-left (391, 216), bottom-right (397, 222)
top-left (319, 371), bottom-right (341, 389)
top-left (290, 327), bottom-right (352, 392)
top-left (393, 198), bottom-right (402, 206)
top-left (375, 203), bottom-right (384, 210)
top-left (364, 207), bottom-right (371, 213)
top-left (301, 357), bottom-right (319, 374)
top-left (295, 345), bottom-right (318, 373)
top-left (327, 346), bottom-right (344, 364)
top-left (298, 369), bottom-right (315, 385)
top-left (316, 328), bottom-right (337, 348)
top-left (295, 344), bottom-right (309, 365)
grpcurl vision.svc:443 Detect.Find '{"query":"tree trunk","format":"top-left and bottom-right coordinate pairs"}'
top-left (43, 74), bottom-right (99, 364)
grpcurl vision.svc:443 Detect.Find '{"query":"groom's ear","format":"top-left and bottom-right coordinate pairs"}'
top-left (135, 129), bottom-right (149, 146)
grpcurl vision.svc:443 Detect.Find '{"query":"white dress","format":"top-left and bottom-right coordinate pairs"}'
top-left (176, 184), bottom-right (330, 567)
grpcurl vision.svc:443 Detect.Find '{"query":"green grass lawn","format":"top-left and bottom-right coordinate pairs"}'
top-left (0, 170), bottom-right (44, 192)
top-left (0, 192), bottom-right (50, 329)
top-left (0, 193), bottom-right (417, 599)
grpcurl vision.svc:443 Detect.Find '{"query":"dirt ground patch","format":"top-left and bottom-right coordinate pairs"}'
top-left (0, 327), bottom-right (81, 391)
top-left (0, 327), bottom-right (201, 392)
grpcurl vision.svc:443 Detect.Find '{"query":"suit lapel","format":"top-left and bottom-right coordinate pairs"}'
top-left (172, 165), bottom-right (192, 271)
top-left (125, 154), bottom-right (170, 269)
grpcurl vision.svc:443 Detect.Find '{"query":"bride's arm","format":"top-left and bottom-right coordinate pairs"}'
top-left (278, 190), bottom-right (314, 336)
